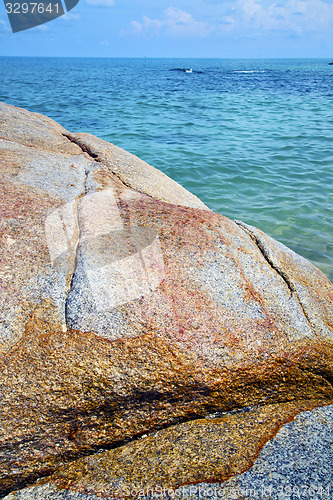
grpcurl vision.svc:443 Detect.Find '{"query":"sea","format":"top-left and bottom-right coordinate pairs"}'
top-left (0, 57), bottom-right (332, 281)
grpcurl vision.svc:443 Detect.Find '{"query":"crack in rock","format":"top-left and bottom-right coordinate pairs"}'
top-left (64, 201), bottom-right (81, 332)
top-left (63, 133), bottom-right (101, 162)
top-left (234, 220), bottom-right (314, 331)
top-left (62, 133), bottom-right (152, 193)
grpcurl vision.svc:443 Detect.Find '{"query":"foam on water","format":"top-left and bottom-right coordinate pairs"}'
top-left (0, 57), bottom-right (332, 280)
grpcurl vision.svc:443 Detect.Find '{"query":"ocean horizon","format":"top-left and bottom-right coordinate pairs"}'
top-left (1, 56), bottom-right (332, 280)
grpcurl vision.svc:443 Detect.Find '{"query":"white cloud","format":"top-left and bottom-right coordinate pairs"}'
top-left (0, 18), bottom-right (11, 33)
top-left (125, 6), bottom-right (212, 37)
top-left (86, 0), bottom-right (115, 7)
top-left (217, 15), bottom-right (236, 32)
top-left (128, 20), bottom-right (143, 35)
top-left (217, 0), bottom-right (333, 35)
top-left (62, 12), bottom-right (81, 20)
top-left (141, 15), bottom-right (163, 35)
top-left (288, 0), bottom-right (333, 32)
top-left (35, 24), bottom-right (49, 31)
top-left (123, 0), bottom-right (333, 40)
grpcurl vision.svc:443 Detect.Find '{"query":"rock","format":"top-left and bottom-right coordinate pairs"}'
top-left (0, 102), bottom-right (81, 155)
top-left (4, 401), bottom-right (332, 500)
top-left (0, 102), bottom-right (332, 498)
top-left (192, 404), bottom-right (333, 500)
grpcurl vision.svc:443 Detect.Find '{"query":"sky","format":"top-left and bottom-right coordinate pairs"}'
top-left (0, 0), bottom-right (333, 57)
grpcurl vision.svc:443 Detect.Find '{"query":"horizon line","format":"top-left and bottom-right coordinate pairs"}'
top-left (0, 55), bottom-right (332, 60)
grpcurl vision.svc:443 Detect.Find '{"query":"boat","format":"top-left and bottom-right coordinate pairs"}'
top-left (171, 68), bottom-right (193, 73)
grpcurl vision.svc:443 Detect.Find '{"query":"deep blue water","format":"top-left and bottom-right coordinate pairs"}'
top-left (0, 57), bottom-right (332, 280)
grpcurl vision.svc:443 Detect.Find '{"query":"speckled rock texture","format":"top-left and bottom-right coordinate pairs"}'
top-left (1, 102), bottom-right (333, 499)
top-left (4, 401), bottom-right (332, 500)
top-left (170, 404), bottom-right (333, 500)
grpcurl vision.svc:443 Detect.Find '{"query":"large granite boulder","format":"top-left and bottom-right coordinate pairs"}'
top-left (0, 102), bottom-right (332, 499)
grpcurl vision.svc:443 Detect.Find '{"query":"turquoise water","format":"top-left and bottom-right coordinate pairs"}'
top-left (0, 57), bottom-right (332, 280)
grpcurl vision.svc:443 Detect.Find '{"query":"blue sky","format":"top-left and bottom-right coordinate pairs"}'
top-left (1, 0), bottom-right (333, 57)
